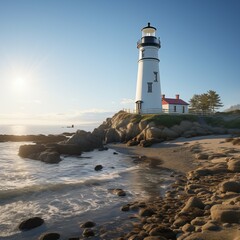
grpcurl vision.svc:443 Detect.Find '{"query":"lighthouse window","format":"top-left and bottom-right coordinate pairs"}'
top-left (154, 72), bottom-right (158, 82)
top-left (147, 82), bottom-right (153, 93)
top-left (141, 49), bottom-right (145, 58)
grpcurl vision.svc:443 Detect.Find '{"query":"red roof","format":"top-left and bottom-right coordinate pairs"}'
top-left (162, 98), bottom-right (189, 105)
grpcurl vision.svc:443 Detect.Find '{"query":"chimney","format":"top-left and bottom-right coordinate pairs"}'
top-left (176, 94), bottom-right (179, 99)
top-left (162, 94), bottom-right (165, 99)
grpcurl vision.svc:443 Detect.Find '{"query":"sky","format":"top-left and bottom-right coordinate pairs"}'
top-left (0, 0), bottom-right (240, 127)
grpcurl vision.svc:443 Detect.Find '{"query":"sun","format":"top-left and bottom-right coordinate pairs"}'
top-left (12, 77), bottom-right (27, 92)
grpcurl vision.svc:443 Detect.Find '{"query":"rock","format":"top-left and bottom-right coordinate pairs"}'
top-left (139, 138), bottom-right (163, 147)
top-left (94, 165), bottom-right (103, 171)
top-left (161, 127), bottom-right (179, 139)
top-left (190, 217), bottom-right (207, 226)
top-left (143, 237), bottom-right (167, 240)
top-left (195, 153), bottom-right (209, 160)
top-left (121, 205), bottom-right (130, 211)
top-left (201, 221), bottom-right (221, 231)
top-left (53, 143), bottom-right (82, 155)
top-left (19, 144), bottom-right (46, 158)
top-left (145, 127), bottom-right (163, 140)
top-left (39, 151), bottom-right (61, 163)
top-left (182, 223), bottom-right (195, 232)
top-left (127, 139), bottom-right (139, 146)
top-left (66, 130), bottom-right (103, 151)
top-left (80, 221), bottom-right (96, 228)
top-left (38, 232), bottom-right (60, 240)
top-left (105, 128), bottom-right (121, 143)
top-left (19, 217), bottom-right (44, 231)
top-left (109, 188), bottom-right (126, 196)
top-left (220, 180), bottom-right (240, 193)
top-left (98, 146), bottom-right (108, 151)
top-left (211, 204), bottom-right (240, 223)
top-left (82, 229), bottom-right (95, 237)
top-left (228, 158), bottom-right (240, 172)
top-left (139, 208), bottom-right (155, 217)
top-left (181, 197), bottom-right (205, 213)
top-left (148, 226), bottom-right (176, 239)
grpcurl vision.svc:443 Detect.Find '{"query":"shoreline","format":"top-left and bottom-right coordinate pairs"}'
top-left (107, 134), bottom-right (240, 240)
top-left (2, 134), bottom-right (240, 239)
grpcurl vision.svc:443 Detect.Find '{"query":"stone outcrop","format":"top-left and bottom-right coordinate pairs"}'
top-left (18, 111), bottom-right (240, 161)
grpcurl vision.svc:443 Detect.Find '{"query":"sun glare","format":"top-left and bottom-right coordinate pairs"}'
top-left (12, 77), bottom-right (27, 92)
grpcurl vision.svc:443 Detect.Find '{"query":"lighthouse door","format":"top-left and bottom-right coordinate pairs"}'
top-left (136, 101), bottom-right (142, 114)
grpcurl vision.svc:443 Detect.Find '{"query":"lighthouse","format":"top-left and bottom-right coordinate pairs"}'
top-left (135, 23), bottom-right (162, 114)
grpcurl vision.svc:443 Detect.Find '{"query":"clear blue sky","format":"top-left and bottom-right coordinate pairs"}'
top-left (0, 0), bottom-right (239, 126)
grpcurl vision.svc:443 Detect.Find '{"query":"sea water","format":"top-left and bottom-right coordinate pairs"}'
top-left (0, 126), bottom-right (174, 239)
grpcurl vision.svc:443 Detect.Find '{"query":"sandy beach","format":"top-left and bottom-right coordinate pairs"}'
top-left (108, 134), bottom-right (240, 240)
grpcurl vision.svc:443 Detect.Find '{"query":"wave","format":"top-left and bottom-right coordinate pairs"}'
top-left (0, 166), bottom-right (138, 200)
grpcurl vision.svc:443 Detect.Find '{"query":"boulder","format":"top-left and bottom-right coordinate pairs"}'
top-left (109, 188), bottom-right (126, 196)
top-left (38, 232), bottom-right (60, 240)
top-left (181, 197), bottom-right (205, 213)
top-left (139, 208), bottom-right (155, 217)
top-left (67, 130), bottom-right (103, 150)
top-left (39, 151), bottom-right (61, 164)
top-left (210, 204), bottom-right (240, 223)
top-left (145, 127), bottom-right (162, 140)
top-left (220, 180), bottom-right (240, 193)
top-left (94, 165), bottom-right (103, 171)
top-left (125, 122), bottom-right (141, 141)
top-left (80, 221), bottom-right (96, 228)
top-left (143, 237), bottom-right (167, 240)
top-left (139, 120), bottom-right (148, 131)
top-left (19, 144), bottom-right (46, 158)
top-left (19, 217), bottom-right (44, 231)
top-left (161, 127), bottom-right (179, 139)
top-left (52, 143), bottom-right (82, 155)
top-left (195, 153), bottom-right (209, 160)
top-left (228, 158), bottom-right (240, 172)
top-left (179, 120), bottom-right (193, 132)
top-left (82, 229), bottom-right (95, 237)
top-left (104, 128), bottom-right (121, 143)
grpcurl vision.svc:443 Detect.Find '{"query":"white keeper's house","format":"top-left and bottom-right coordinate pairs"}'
top-left (162, 94), bottom-right (189, 114)
top-left (135, 22), bottom-right (189, 114)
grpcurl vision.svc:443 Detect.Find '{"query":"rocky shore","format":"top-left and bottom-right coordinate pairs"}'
top-left (12, 111), bottom-right (240, 239)
top-left (108, 135), bottom-right (240, 240)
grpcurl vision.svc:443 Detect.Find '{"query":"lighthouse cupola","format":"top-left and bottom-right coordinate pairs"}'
top-left (135, 23), bottom-right (162, 114)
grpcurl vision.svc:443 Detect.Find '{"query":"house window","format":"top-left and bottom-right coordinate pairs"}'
top-left (154, 72), bottom-right (158, 82)
top-left (182, 106), bottom-right (185, 113)
top-left (174, 106), bottom-right (177, 112)
top-left (147, 82), bottom-right (153, 93)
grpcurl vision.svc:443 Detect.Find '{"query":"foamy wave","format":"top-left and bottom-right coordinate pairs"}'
top-left (0, 172), bottom-right (122, 200)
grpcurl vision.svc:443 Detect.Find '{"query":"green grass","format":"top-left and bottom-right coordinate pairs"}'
top-left (203, 116), bottom-right (240, 129)
top-left (130, 114), bottom-right (198, 128)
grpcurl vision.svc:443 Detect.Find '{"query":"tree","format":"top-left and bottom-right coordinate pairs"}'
top-left (189, 90), bottom-right (223, 114)
top-left (207, 90), bottom-right (223, 113)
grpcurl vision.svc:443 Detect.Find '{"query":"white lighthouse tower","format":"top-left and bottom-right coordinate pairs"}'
top-left (135, 23), bottom-right (162, 114)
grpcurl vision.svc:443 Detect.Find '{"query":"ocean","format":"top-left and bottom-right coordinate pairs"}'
top-left (0, 125), bottom-right (173, 239)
